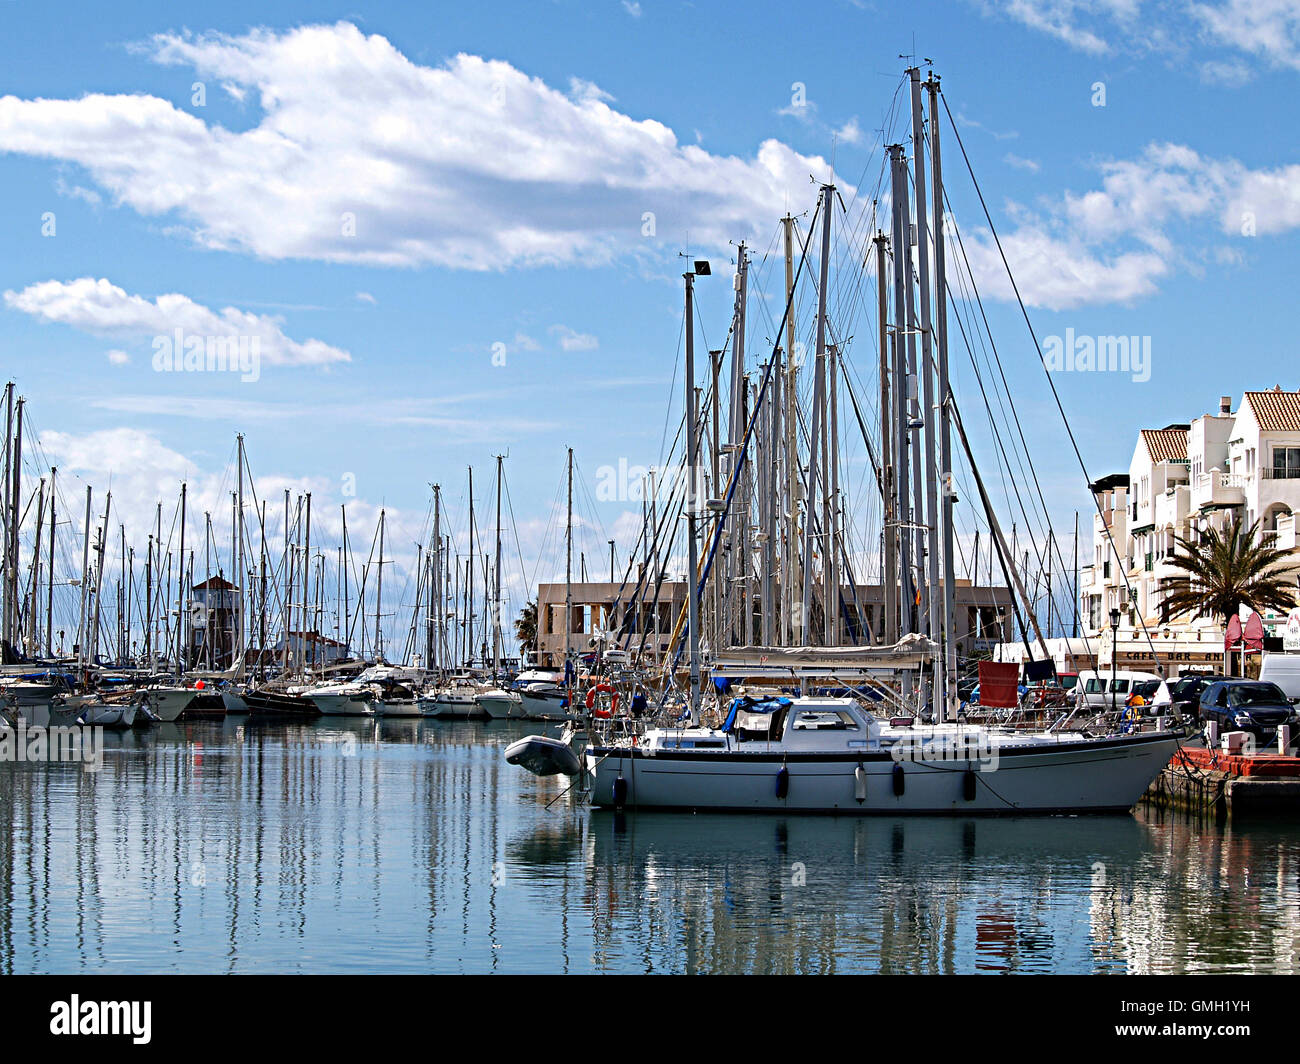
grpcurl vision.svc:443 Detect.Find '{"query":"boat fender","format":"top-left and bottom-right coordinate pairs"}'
top-left (892, 763), bottom-right (905, 797)
top-left (775, 765), bottom-right (790, 799)
top-left (963, 768), bottom-right (978, 802)
top-left (854, 763), bottom-right (867, 804)
top-left (612, 776), bottom-right (628, 807)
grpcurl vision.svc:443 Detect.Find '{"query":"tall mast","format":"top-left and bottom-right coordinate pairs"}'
top-left (565, 447), bottom-right (574, 694)
top-left (374, 508), bottom-right (385, 660)
top-left (782, 216), bottom-right (800, 646)
top-left (430, 490), bottom-right (440, 671)
top-left (76, 486), bottom-right (91, 669)
top-left (829, 344), bottom-right (842, 644)
top-left (684, 267), bottom-right (702, 721)
top-left (281, 488), bottom-right (290, 678)
top-left (259, 500), bottom-right (267, 680)
top-left (729, 244), bottom-right (749, 646)
top-left (493, 456), bottom-right (504, 677)
top-left (467, 467), bottom-right (475, 666)
top-left (236, 434), bottom-right (246, 676)
top-left (341, 504), bottom-right (350, 657)
top-left (7, 395), bottom-right (22, 659)
top-left (766, 343), bottom-right (782, 646)
top-left (91, 491), bottom-right (110, 666)
top-left (760, 362), bottom-right (775, 647)
top-left (927, 72), bottom-right (958, 722)
top-left (910, 69), bottom-right (941, 649)
top-left (888, 144), bottom-right (916, 636)
top-left (1073, 510), bottom-right (1080, 639)
top-left (46, 466), bottom-right (56, 657)
top-left (803, 185), bottom-right (833, 651)
top-left (303, 490), bottom-right (312, 670)
top-left (30, 478), bottom-right (45, 658)
top-left (875, 231), bottom-right (897, 644)
top-left (176, 482), bottom-right (186, 674)
top-left (2, 383), bottom-right (12, 656)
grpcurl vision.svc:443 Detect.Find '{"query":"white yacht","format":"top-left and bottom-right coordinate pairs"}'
top-left (141, 686), bottom-right (196, 723)
top-left (80, 700), bottom-right (138, 729)
top-left (424, 673), bottom-right (487, 719)
top-left (519, 681), bottom-right (570, 721)
top-left (477, 687), bottom-right (524, 719)
top-left (585, 696), bottom-right (1180, 815)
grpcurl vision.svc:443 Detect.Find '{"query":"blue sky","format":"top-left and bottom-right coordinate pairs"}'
top-left (2, 0), bottom-right (1298, 646)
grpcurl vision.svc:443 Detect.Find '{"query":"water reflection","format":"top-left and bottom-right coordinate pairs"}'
top-left (0, 719), bottom-right (1296, 973)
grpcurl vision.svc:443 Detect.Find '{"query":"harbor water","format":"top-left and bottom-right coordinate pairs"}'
top-left (1, 718), bottom-right (1296, 974)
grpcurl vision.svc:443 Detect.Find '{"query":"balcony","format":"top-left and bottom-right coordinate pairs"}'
top-left (1192, 469), bottom-right (1244, 510)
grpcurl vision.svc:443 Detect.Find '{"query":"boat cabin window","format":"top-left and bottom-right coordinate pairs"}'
top-left (790, 709), bottom-right (858, 731)
top-left (732, 706), bottom-right (787, 741)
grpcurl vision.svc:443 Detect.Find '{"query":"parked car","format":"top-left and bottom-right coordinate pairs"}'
top-left (1077, 669), bottom-right (1163, 710)
top-left (1197, 679), bottom-right (1298, 744)
top-left (1168, 673), bottom-right (1227, 720)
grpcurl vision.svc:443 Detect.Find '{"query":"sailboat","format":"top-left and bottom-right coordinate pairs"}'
top-left (516, 68), bottom-right (1182, 815)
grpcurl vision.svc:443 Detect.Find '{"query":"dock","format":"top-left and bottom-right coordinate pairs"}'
top-left (1145, 742), bottom-right (1300, 816)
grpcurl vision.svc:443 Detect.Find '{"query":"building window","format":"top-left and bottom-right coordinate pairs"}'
top-left (1272, 446), bottom-right (1300, 480)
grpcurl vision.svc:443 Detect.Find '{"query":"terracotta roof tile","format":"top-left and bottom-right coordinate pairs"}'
top-left (1140, 427), bottom-right (1188, 463)
top-left (1244, 388), bottom-right (1300, 432)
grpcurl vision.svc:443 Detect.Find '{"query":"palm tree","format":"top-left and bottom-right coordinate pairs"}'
top-left (1160, 515), bottom-right (1298, 629)
top-left (514, 600), bottom-right (538, 657)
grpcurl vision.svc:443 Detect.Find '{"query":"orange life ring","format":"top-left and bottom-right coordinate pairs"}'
top-left (586, 685), bottom-right (620, 715)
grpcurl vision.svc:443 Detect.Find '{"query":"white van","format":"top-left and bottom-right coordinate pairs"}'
top-left (1077, 669), bottom-right (1164, 710)
top-left (1259, 653), bottom-right (1300, 700)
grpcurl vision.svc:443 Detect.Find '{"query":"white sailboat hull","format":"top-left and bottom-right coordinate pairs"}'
top-left (477, 690), bottom-right (524, 719)
top-left (221, 690), bottom-right (250, 714)
top-left (146, 688), bottom-right (195, 723)
top-left (588, 732), bottom-right (1179, 815)
top-left (375, 699), bottom-right (423, 718)
top-left (308, 692), bottom-right (375, 716)
top-left (81, 702), bottom-right (138, 729)
top-left (520, 691), bottom-right (569, 722)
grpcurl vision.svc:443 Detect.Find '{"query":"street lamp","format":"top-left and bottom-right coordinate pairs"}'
top-left (1109, 607), bottom-right (1121, 713)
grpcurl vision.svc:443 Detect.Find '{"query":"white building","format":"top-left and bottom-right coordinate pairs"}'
top-left (1078, 388), bottom-right (1300, 672)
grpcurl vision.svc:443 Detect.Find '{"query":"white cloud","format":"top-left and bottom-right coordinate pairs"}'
top-left (512, 331), bottom-right (541, 351)
top-left (0, 22), bottom-right (840, 270)
top-left (835, 117), bottom-right (863, 145)
top-left (355, 291), bottom-right (377, 304)
top-left (4, 277), bottom-right (351, 366)
top-left (1003, 152), bottom-right (1040, 173)
top-left (622, 1), bottom-right (643, 16)
top-left (106, 348), bottom-right (130, 365)
top-left (549, 324), bottom-right (599, 351)
top-left (1191, 0), bottom-right (1300, 71)
top-left (981, 0), bottom-right (1125, 54)
top-left (955, 140), bottom-right (1300, 309)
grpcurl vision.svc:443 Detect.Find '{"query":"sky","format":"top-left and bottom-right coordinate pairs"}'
top-left (2, 0), bottom-right (1299, 651)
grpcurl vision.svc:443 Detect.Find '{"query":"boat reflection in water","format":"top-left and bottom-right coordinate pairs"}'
top-left (1, 719), bottom-right (1298, 974)
top-left (581, 810), bottom-right (1300, 974)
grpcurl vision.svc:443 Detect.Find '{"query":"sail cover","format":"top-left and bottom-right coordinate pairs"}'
top-left (711, 634), bottom-right (937, 678)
